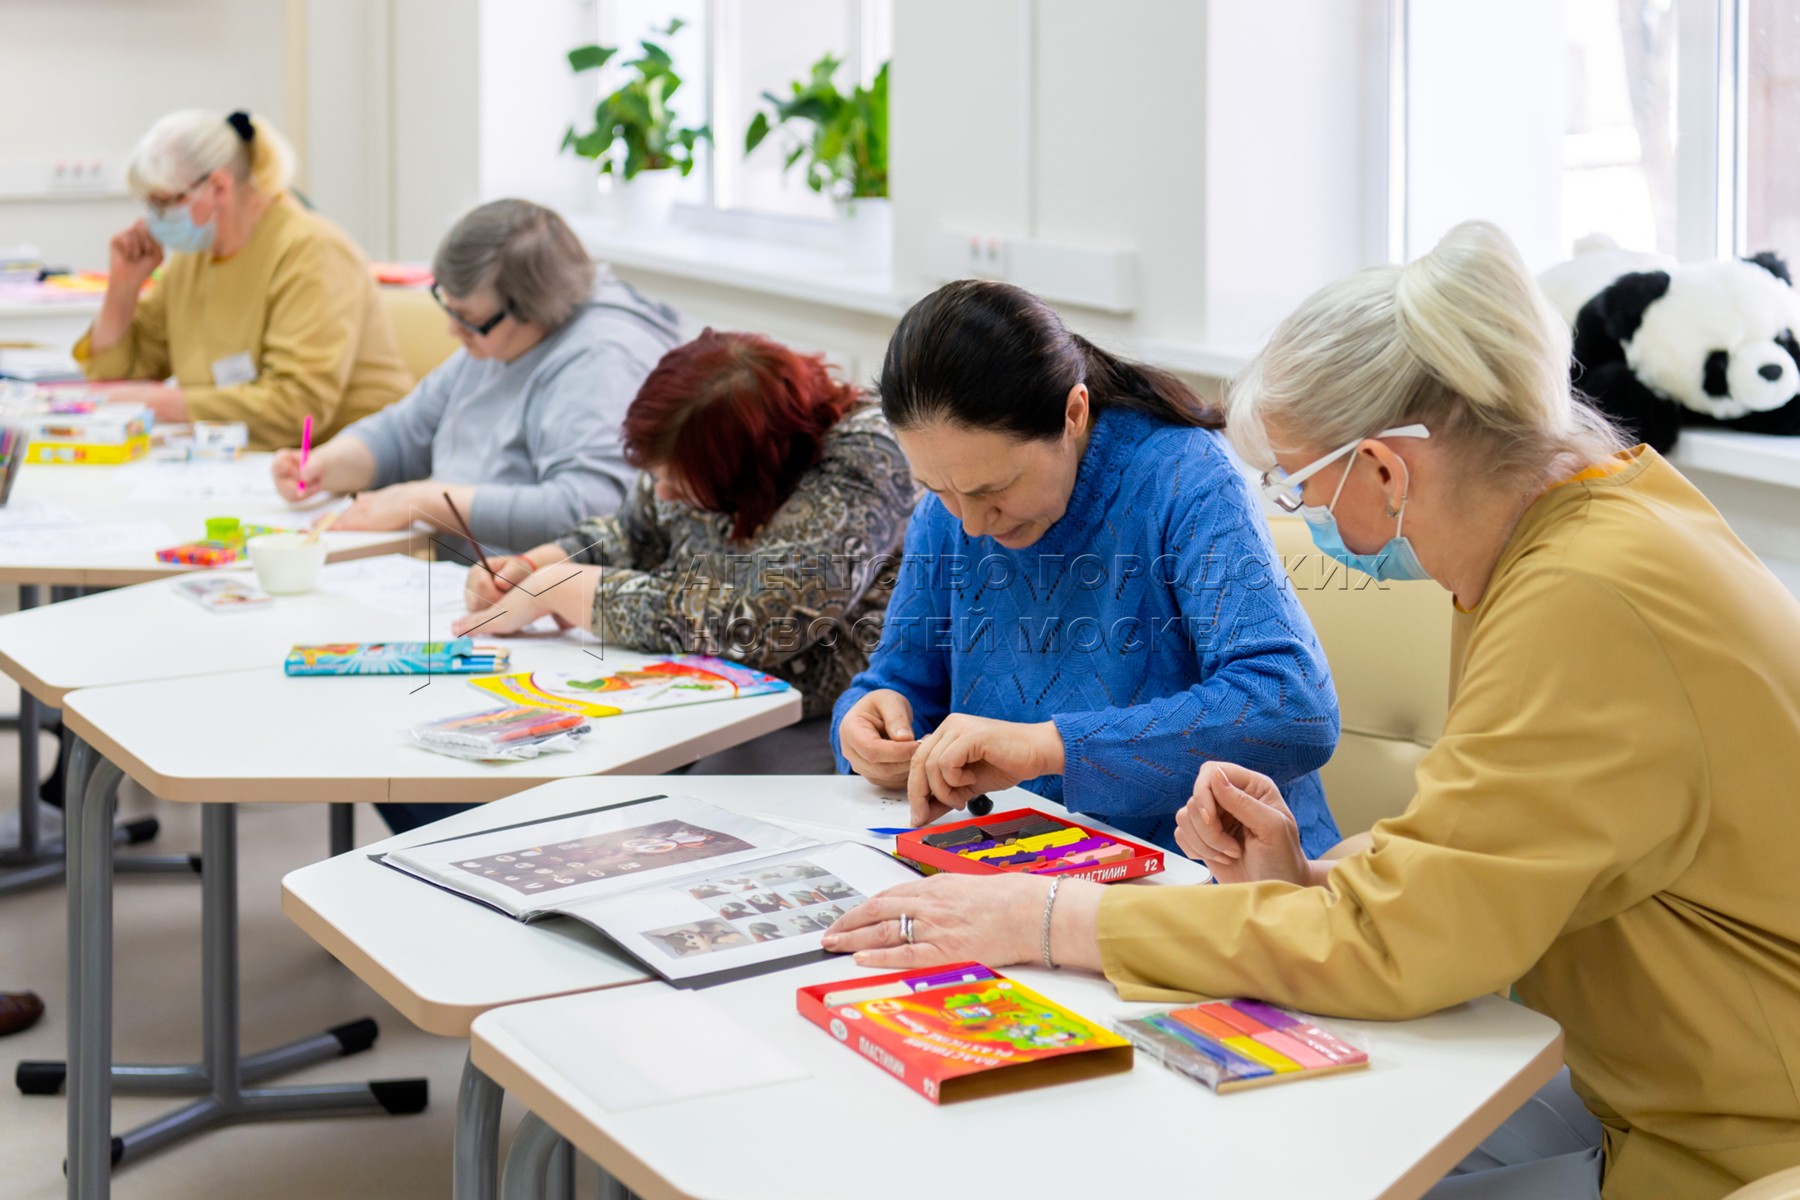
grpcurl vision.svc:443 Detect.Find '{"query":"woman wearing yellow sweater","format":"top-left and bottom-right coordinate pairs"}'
top-left (826, 222), bottom-right (1800, 1200)
top-left (75, 109), bottom-right (410, 448)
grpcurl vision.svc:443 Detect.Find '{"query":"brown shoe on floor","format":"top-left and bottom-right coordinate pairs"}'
top-left (0, 991), bottom-right (45, 1037)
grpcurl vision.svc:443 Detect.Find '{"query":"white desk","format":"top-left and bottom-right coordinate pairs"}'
top-left (474, 967), bottom-right (1563, 1200)
top-left (0, 555), bottom-right (464, 891)
top-left (52, 649), bottom-right (803, 1197)
top-left (281, 776), bottom-right (1207, 1200)
top-left (0, 557), bottom-right (451, 707)
top-left (0, 295), bottom-right (101, 349)
top-left (1, 456), bottom-right (410, 587)
top-left (65, 643), bottom-right (802, 807)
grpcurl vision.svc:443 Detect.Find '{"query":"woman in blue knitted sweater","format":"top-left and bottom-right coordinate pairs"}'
top-left (831, 281), bottom-right (1342, 856)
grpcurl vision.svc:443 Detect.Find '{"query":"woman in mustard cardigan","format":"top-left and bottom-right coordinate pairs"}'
top-left (825, 222), bottom-right (1800, 1200)
top-left (76, 108), bottom-right (410, 448)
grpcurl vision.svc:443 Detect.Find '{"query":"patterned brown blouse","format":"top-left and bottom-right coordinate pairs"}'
top-left (554, 404), bottom-right (916, 719)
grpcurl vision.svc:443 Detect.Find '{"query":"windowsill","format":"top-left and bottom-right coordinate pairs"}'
top-left (1668, 429), bottom-right (1800, 491)
top-left (569, 215), bottom-right (907, 319)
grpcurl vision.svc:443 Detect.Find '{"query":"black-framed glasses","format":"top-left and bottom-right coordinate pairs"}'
top-left (145, 173), bottom-right (215, 221)
top-left (431, 283), bottom-right (510, 337)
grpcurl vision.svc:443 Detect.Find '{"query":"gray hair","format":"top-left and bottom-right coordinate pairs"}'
top-left (1229, 220), bottom-right (1628, 480)
top-left (432, 199), bottom-right (596, 330)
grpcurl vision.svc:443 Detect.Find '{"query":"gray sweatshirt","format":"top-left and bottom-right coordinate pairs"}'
top-left (341, 270), bottom-right (684, 552)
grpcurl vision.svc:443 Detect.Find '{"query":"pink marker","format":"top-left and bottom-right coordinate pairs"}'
top-left (297, 414), bottom-right (313, 496)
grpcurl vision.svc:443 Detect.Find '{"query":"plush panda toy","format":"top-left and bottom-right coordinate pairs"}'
top-left (1537, 236), bottom-right (1800, 451)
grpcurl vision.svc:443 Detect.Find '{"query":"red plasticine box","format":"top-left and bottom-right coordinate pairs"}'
top-left (797, 964), bottom-right (1133, 1104)
top-left (895, 807), bottom-right (1164, 884)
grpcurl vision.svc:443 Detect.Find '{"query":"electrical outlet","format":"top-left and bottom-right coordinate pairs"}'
top-left (0, 158), bottom-right (125, 202)
top-left (924, 228), bottom-right (1009, 281)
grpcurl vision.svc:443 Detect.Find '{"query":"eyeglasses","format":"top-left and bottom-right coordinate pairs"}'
top-left (431, 283), bottom-right (510, 337)
top-left (145, 173), bottom-right (215, 221)
top-left (1258, 424), bottom-right (1431, 513)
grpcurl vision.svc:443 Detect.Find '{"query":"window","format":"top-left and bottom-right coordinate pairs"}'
top-left (1745, 0), bottom-right (1800, 264)
top-left (1400, 0), bottom-right (1794, 267)
top-left (593, 0), bottom-right (891, 224)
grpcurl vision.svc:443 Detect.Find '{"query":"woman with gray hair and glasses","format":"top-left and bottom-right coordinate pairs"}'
top-left (274, 198), bottom-right (683, 551)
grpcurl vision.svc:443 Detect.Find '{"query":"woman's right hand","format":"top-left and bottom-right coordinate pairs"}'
top-left (108, 221), bottom-right (163, 290)
top-left (838, 689), bottom-right (919, 789)
top-left (271, 447), bottom-right (328, 502)
top-left (1175, 762), bottom-right (1311, 887)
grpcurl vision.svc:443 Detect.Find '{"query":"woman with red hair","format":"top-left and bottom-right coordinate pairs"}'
top-left (444, 329), bottom-right (913, 772)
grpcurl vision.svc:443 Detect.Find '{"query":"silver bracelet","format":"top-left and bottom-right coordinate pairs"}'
top-left (1041, 877), bottom-right (1063, 969)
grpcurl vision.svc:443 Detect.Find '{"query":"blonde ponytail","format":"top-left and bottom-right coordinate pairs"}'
top-left (1227, 220), bottom-right (1627, 479)
top-left (241, 113), bottom-right (296, 196)
top-left (125, 108), bottom-right (296, 200)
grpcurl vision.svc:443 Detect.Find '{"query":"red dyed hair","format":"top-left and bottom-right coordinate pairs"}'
top-left (623, 329), bottom-right (860, 542)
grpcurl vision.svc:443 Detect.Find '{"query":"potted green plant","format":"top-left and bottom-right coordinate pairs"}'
top-left (745, 55), bottom-right (890, 271)
top-left (563, 20), bottom-right (710, 230)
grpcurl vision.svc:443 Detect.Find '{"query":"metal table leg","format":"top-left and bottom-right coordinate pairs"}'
top-left (455, 1053), bottom-right (504, 1200)
top-left (53, 775), bottom-right (429, 1194)
top-left (328, 804), bottom-right (355, 858)
top-left (500, 1112), bottom-right (570, 1200)
top-left (2, 591), bottom-right (193, 897)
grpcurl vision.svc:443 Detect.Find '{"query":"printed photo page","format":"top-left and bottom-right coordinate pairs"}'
top-left (564, 841), bottom-right (920, 985)
top-left (377, 794), bottom-right (921, 985)
top-left (379, 794), bottom-right (819, 917)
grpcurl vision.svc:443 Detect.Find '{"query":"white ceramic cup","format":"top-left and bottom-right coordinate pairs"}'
top-left (246, 532), bottom-right (327, 594)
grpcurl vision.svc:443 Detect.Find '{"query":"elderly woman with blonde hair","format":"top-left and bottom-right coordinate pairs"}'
top-left (825, 222), bottom-right (1800, 1200)
top-left (77, 108), bottom-right (410, 447)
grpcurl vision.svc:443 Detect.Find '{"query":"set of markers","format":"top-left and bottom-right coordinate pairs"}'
top-left (406, 705), bottom-right (591, 762)
top-left (897, 809), bottom-right (1165, 884)
top-left (1115, 999), bottom-right (1368, 1094)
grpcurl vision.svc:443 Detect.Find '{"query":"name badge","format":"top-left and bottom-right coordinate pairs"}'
top-left (210, 352), bottom-right (257, 388)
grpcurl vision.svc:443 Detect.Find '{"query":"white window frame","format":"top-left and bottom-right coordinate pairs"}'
top-left (1390, 0), bottom-right (1756, 264)
top-left (595, 0), bottom-right (887, 244)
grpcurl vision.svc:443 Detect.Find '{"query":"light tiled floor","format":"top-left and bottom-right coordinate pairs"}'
top-left (0, 673), bottom-right (540, 1200)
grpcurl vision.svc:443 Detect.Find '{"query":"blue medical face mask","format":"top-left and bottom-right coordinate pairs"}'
top-left (144, 187), bottom-right (216, 254)
top-left (1298, 453), bottom-right (1432, 583)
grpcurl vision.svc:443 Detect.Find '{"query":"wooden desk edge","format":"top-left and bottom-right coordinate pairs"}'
top-left (0, 645), bottom-right (68, 707)
top-left (1376, 1025), bottom-right (1566, 1200)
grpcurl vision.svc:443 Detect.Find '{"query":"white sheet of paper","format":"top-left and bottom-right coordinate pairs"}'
top-left (318, 555), bottom-right (470, 615)
top-left (0, 495), bottom-right (83, 529)
top-left (509, 990), bottom-right (809, 1111)
top-left (115, 458), bottom-right (285, 506)
top-left (1, 519), bottom-right (175, 558)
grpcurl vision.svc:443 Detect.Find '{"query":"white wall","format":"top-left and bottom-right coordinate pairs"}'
top-left (0, 0), bottom-right (292, 268)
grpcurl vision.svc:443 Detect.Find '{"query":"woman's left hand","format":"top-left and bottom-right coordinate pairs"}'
top-left (906, 715), bottom-right (1065, 826)
top-left (324, 483), bottom-right (421, 532)
top-left (823, 873), bottom-right (1047, 969)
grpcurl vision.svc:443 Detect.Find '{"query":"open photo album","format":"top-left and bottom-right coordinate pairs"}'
top-left (378, 794), bottom-right (922, 987)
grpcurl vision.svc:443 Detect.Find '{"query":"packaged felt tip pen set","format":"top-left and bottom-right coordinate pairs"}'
top-left (285, 640), bottom-right (511, 676)
top-left (895, 808), bottom-right (1164, 884)
top-left (797, 963), bottom-right (1133, 1103)
top-left (406, 706), bottom-right (591, 762)
top-left (1114, 999), bottom-right (1368, 1094)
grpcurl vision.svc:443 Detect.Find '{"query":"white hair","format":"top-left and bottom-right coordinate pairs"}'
top-left (1228, 220), bottom-right (1627, 477)
top-left (125, 109), bottom-right (296, 199)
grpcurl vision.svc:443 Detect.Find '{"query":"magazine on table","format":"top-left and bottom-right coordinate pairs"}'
top-left (378, 794), bottom-right (921, 987)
